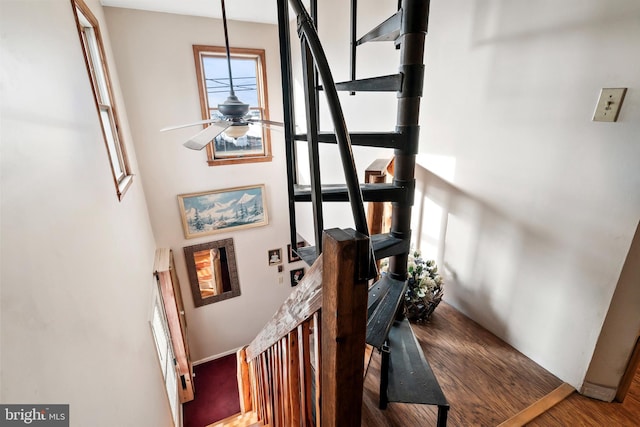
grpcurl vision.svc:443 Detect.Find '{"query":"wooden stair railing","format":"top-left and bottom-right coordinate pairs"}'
top-left (239, 229), bottom-right (370, 427)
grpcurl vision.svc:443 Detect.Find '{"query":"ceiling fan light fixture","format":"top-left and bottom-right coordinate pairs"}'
top-left (223, 123), bottom-right (250, 139)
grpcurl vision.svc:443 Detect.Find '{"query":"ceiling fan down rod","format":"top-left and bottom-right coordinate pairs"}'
top-left (220, 0), bottom-right (235, 97)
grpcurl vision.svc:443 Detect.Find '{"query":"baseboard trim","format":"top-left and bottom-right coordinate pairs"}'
top-left (580, 381), bottom-right (617, 402)
top-left (193, 346), bottom-right (242, 366)
top-left (206, 411), bottom-right (242, 427)
top-left (497, 382), bottom-right (575, 427)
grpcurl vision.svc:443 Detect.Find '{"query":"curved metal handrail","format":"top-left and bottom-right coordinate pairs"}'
top-left (289, 0), bottom-right (369, 237)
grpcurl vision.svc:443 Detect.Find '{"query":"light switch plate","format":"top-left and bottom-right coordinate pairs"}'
top-left (593, 88), bottom-right (627, 122)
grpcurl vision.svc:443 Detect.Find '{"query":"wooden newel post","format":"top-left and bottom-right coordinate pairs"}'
top-left (236, 346), bottom-right (252, 413)
top-left (321, 228), bottom-right (370, 427)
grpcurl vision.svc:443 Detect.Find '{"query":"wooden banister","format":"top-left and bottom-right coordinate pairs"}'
top-left (241, 229), bottom-right (370, 426)
top-left (246, 256), bottom-right (323, 360)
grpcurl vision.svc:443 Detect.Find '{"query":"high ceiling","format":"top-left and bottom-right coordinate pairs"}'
top-left (100, 0), bottom-right (281, 24)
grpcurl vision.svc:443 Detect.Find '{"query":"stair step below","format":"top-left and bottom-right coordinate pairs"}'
top-left (371, 233), bottom-right (409, 260)
top-left (366, 276), bottom-right (407, 350)
top-left (297, 233), bottom-right (408, 268)
top-left (357, 10), bottom-right (402, 45)
top-left (296, 245), bottom-right (319, 266)
top-left (387, 318), bottom-right (449, 407)
top-left (320, 74), bottom-right (402, 93)
top-left (294, 131), bottom-right (406, 150)
top-left (367, 273), bottom-right (393, 317)
top-left (294, 183), bottom-right (408, 203)
top-left (208, 410), bottom-right (259, 427)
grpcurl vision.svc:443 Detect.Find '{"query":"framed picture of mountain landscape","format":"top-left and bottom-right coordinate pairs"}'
top-left (178, 184), bottom-right (268, 239)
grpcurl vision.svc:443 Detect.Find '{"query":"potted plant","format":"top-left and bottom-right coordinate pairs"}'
top-left (404, 250), bottom-right (444, 322)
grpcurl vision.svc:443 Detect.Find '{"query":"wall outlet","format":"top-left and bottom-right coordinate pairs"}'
top-left (278, 275), bottom-right (284, 285)
top-left (593, 88), bottom-right (627, 122)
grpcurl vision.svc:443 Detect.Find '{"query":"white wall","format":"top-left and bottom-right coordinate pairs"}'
top-left (103, 8), bottom-right (298, 361)
top-left (584, 221), bottom-right (640, 396)
top-left (416, 0), bottom-right (640, 388)
top-left (0, 0), bottom-right (173, 425)
top-left (300, 0), bottom-right (640, 389)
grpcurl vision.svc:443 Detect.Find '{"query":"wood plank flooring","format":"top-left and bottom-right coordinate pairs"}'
top-left (362, 302), bottom-right (640, 426)
top-left (362, 302), bottom-right (564, 426)
top-left (528, 367), bottom-right (640, 426)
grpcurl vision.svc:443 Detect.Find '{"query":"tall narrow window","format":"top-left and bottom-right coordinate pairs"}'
top-left (71, 0), bottom-right (132, 200)
top-left (150, 286), bottom-right (180, 425)
top-left (193, 45), bottom-right (272, 166)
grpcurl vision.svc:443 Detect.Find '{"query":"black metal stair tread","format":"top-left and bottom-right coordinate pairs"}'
top-left (366, 276), bottom-right (407, 350)
top-left (367, 273), bottom-right (393, 318)
top-left (371, 233), bottom-right (409, 260)
top-left (356, 10), bottom-right (402, 45)
top-left (296, 233), bottom-right (407, 268)
top-left (319, 74), bottom-right (402, 93)
top-left (294, 183), bottom-right (408, 203)
top-left (294, 131), bottom-right (406, 150)
top-left (296, 246), bottom-right (319, 266)
top-left (387, 318), bottom-right (449, 407)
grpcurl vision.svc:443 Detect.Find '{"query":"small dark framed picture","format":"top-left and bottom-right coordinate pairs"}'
top-left (290, 268), bottom-right (305, 287)
top-left (287, 241), bottom-right (307, 263)
top-left (277, 265), bottom-right (283, 273)
top-left (268, 248), bottom-right (282, 266)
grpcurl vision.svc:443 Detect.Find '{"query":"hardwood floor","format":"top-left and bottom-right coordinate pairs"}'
top-left (528, 367), bottom-right (640, 426)
top-left (362, 302), bottom-right (564, 426)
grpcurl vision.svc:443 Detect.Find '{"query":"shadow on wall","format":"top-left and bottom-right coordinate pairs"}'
top-left (412, 162), bottom-right (593, 349)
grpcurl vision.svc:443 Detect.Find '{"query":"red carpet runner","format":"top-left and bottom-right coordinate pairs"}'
top-left (183, 353), bottom-right (241, 427)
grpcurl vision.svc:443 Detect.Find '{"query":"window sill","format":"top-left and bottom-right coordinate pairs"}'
top-left (207, 155), bottom-right (273, 167)
top-left (116, 174), bottom-right (133, 201)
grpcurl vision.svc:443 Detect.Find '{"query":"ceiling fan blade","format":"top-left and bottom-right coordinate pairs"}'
top-left (183, 122), bottom-right (232, 150)
top-left (160, 118), bottom-right (223, 132)
top-left (246, 118), bottom-right (284, 127)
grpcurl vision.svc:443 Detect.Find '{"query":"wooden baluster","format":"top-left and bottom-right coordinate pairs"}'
top-left (300, 321), bottom-right (313, 427)
top-left (269, 345), bottom-right (278, 426)
top-left (281, 337), bottom-right (291, 427)
top-left (275, 340), bottom-right (281, 426)
top-left (261, 354), bottom-right (269, 425)
top-left (264, 350), bottom-right (273, 426)
top-left (276, 340), bottom-right (285, 427)
top-left (258, 358), bottom-right (266, 424)
top-left (248, 360), bottom-right (258, 420)
top-left (285, 338), bottom-right (292, 426)
top-left (288, 329), bottom-right (302, 426)
top-left (313, 312), bottom-right (322, 427)
top-left (255, 356), bottom-right (264, 423)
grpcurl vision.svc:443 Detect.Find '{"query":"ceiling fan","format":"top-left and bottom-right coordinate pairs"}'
top-left (161, 0), bottom-right (283, 151)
